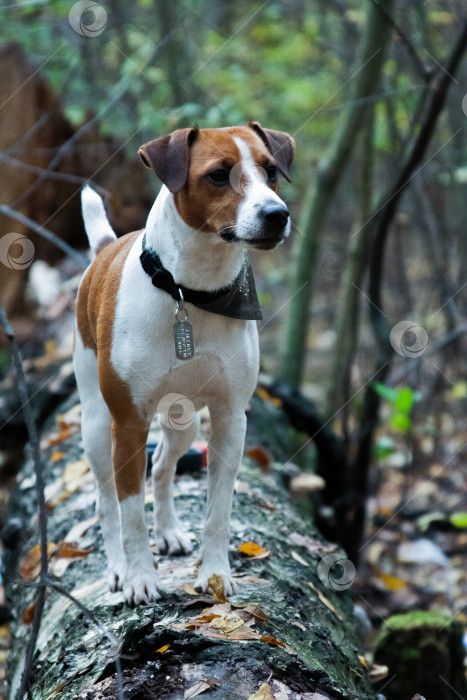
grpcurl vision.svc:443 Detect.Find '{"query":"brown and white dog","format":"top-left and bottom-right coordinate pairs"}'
top-left (74, 123), bottom-right (295, 605)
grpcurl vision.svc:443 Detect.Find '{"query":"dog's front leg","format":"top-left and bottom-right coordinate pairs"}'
top-left (195, 408), bottom-right (246, 596)
top-left (112, 418), bottom-right (162, 605)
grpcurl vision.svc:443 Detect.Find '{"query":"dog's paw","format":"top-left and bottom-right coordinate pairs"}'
top-left (155, 524), bottom-right (193, 556)
top-left (123, 567), bottom-right (162, 606)
top-left (194, 562), bottom-right (237, 597)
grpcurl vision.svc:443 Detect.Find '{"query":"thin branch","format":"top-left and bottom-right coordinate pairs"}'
top-left (0, 205), bottom-right (88, 269)
top-left (0, 152), bottom-right (108, 192)
top-left (371, 0), bottom-right (431, 82)
top-left (0, 306), bottom-right (49, 700)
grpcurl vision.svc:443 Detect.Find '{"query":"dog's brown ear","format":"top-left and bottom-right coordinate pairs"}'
top-left (248, 121), bottom-right (295, 182)
top-left (138, 127), bottom-right (199, 193)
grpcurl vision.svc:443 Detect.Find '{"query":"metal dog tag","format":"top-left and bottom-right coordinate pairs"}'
top-left (173, 320), bottom-right (194, 360)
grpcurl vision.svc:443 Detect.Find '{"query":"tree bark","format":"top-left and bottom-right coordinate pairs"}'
top-left (5, 395), bottom-right (376, 700)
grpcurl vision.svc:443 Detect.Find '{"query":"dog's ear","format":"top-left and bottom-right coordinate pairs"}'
top-left (248, 121), bottom-right (295, 182)
top-left (138, 127), bottom-right (199, 193)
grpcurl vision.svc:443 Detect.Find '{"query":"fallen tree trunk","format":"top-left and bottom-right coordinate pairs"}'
top-left (5, 394), bottom-right (375, 700)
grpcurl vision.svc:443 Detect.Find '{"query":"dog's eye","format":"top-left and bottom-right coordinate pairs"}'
top-left (267, 165), bottom-right (278, 182)
top-left (208, 169), bottom-right (230, 186)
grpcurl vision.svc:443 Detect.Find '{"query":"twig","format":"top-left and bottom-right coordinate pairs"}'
top-left (0, 306), bottom-right (49, 700)
top-left (0, 152), bottom-right (108, 191)
top-left (0, 205), bottom-right (88, 269)
top-left (371, 0), bottom-right (431, 81)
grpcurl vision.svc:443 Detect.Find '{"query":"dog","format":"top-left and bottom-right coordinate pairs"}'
top-left (73, 122), bottom-right (295, 605)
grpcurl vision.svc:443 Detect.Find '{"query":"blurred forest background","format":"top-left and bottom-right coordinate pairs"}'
top-left (0, 0), bottom-right (467, 696)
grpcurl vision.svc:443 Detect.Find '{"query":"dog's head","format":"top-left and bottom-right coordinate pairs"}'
top-left (138, 123), bottom-right (295, 250)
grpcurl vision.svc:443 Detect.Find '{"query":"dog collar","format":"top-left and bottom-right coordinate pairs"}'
top-left (139, 233), bottom-right (263, 321)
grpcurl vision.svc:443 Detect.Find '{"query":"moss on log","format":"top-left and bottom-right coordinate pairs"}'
top-left (5, 396), bottom-right (376, 699)
top-left (374, 611), bottom-right (466, 700)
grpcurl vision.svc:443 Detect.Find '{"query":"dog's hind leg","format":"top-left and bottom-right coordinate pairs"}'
top-left (73, 332), bottom-right (124, 591)
top-left (152, 411), bottom-right (199, 556)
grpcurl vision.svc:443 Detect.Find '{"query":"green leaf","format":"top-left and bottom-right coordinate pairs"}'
top-left (390, 413), bottom-right (410, 432)
top-left (394, 387), bottom-right (414, 414)
top-left (373, 382), bottom-right (398, 403)
top-left (450, 513), bottom-right (467, 528)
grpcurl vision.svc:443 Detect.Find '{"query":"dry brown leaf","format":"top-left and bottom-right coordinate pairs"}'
top-left (23, 599), bottom-right (37, 625)
top-left (255, 386), bottom-right (282, 407)
top-left (260, 635), bottom-right (287, 648)
top-left (208, 574), bottom-right (228, 602)
top-left (155, 644), bottom-right (170, 653)
top-left (246, 446), bottom-right (272, 471)
top-left (358, 654), bottom-right (368, 668)
top-left (56, 542), bottom-right (93, 559)
top-left (247, 682), bottom-right (275, 699)
top-left (306, 581), bottom-right (343, 621)
top-left (50, 451), bottom-right (65, 463)
top-left (179, 582), bottom-right (199, 596)
top-left (20, 543), bottom-right (57, 581)
top-left (48, 426), bottom-right (73, 446)
top-left (235, 574), bottom-right (271, 586)
top-left (184, 680), bottom-right (212, 699)
top-left (291, 550), bottom-right (309, 566)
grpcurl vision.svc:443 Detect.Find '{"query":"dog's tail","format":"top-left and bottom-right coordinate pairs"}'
top-left (81, 185), bottom-right (117, 256)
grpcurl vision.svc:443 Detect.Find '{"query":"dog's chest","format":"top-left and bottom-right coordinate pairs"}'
top-left (110, 242), bottom-right (259, 409)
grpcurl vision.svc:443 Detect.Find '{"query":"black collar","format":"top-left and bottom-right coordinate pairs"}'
top-left (139, 233), bottom-right (263, 321)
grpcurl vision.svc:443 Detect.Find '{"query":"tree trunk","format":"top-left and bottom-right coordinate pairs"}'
top-left (5, 395), bottom-right (376, 700)
top-left (280, 0), bottom-right (393, 389)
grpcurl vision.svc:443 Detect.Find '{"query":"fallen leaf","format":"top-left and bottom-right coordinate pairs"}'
top-left (20, 543), bottom-right (57, 581)
top-left (64, 515), bottom-right (99, 543)
top-left (50, 452), bottom-right (65, 463)
top-left (260, 635), bottom-right (286, 648)
top-left (247, 682), bottom-right (275, 699)
top-left (238, 542), bottom-right (270, 559)
top-left (48, 426), bottom-right (73, 446)
top-left (246, 446), bottom-right (272, 471)
top-left (291, 550), bottom-right (309, 567)
top-left (56, 542), bottom-right (93, 559)
top-left (369, 663), bottom-right (389, 683)
top-left (255, 386), bottom-right (282, 407)
top-left (155, 644), bottom-right (170, 653)
top-left (208, 574), bottom-right (228, 602)
top-left (179, 583), bottom-right (199, 596)
top-left (184, 679), bottom-right (212, 698)
top-left (306, 581), bottom-right (343, 620)
top-left (288, 532), bottom-right (337, 554)
top-left (63, 459), bottom-right (89, 487)
top-left (375, 573), bottom-right (408, 591)
top-left (23, 599), bottom-right (37, 625)
top-left (234, 574), bottom-right (271, 586)
top-left (358, 654), bottom-right (368, 668)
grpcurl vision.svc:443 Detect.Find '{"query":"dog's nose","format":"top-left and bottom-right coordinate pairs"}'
top-left (261, 204), bottom-right (290, 229)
